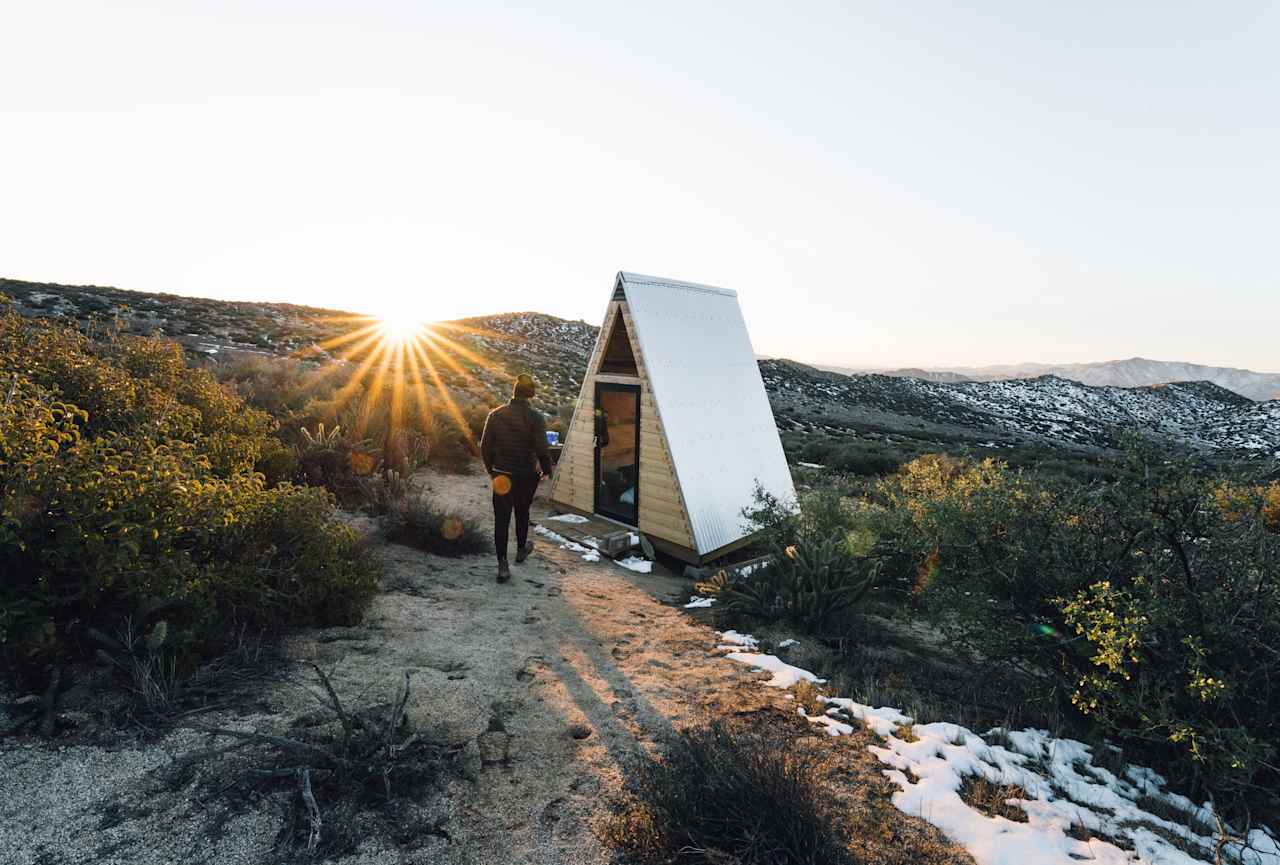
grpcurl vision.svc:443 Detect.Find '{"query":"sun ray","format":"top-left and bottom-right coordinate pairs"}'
top-left (407, 338), bottom-right (483, 458)
top-left (354, 334), bottom-right (398, 440)
top-left (294, 320), bottom-right (383, 358)
top-left (417, 327), bottom-right (497, 371)
top-left (328, 335), bottom-right (388, 421)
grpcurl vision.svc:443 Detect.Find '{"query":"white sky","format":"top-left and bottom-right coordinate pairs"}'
top-left (2, 1), bottom-right (1277, 371)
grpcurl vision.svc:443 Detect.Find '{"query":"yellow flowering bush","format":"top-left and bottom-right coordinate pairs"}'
top-left (0, 300), bottom-right (379, 689)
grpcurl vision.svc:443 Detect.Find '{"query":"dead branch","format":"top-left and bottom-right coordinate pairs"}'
top-left (185, 723), bottom-right (348, 770)
top-left (310, 663), bottom-right (354, 755)
top-left (299, 768), bottom-right (322, 852)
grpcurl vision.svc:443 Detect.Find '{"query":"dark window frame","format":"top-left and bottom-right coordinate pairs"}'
top-left (593, 381), bottom-right (641, 526)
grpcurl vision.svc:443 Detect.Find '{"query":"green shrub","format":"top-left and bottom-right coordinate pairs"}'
top-left (255, 435), bottom-right (299, 486)
top-left (383, 496), bottom-right (488, 557)
top-left (703, 535), bottom-right (879, 632)
top-left (867, 442), bottom-right (1280, 824)
top-left (702, 488), bottom-right (880, 631)
top-left (0, 301), bottom-right (381, 695)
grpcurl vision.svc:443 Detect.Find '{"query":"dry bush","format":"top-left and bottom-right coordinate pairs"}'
top-left (956, 775), bottom-right (1030, 823)
top-left (604, 720), bottom-right (857, 865)
top-left (178, 666), bottom-right (456, 859)
top-left (383, 495), bottom-right (489, 557)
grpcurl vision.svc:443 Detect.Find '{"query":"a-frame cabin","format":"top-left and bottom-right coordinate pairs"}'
top-left (548, 272), bottom-right (796, 564)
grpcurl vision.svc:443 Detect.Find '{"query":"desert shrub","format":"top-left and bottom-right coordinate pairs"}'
top-left (705, 488), bottom-right (882, 631)
top-left (216, 353), bottom-right (335, 420)
top-left (702, 535), bottom-right (879, 633)
top-left (1053, 462), bottom-right (1279, 822)
top-left (294, 422), bottom-right (381, 507)
top-left (1, 310), bottom-right (275, 476)
top-left (256, 435), bottom-right (300, 486)
top-left (604, 721), bottom-right (855, 865)
top-left (1268, 482), bottom-right (1280, 532)
top-left (0, 302), bottom-right (381, 697)
top-left (179, 667), bottom-right (456, 859)
top-left (867, 442), bottom-right (1280, 824)
top-left (383, 496), bottom-right (489, 557)
top-left (421, 405), bottom-right (483, 472)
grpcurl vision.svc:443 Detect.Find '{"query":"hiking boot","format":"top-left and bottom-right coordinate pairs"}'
top-left (497, 559), bottom-right (512, 583)
top-left (515, 540), bottom-right (535, 564)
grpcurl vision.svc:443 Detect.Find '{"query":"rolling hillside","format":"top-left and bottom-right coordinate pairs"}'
top-left (4, 277), bottom-right (1277, 462)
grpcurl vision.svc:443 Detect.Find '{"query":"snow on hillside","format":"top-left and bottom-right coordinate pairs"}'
top-left (714, 630), bottom-right (1280, 865)
top-left (762, 360), bottom-right (1280, 457)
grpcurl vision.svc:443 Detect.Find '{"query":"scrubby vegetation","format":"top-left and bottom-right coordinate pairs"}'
top-left (709, 440), bottom-right (1280, 830)
top-left (605, 720), bottom-right (857, 865)
top-left (383, 495), bottom-right (491, 557)
top-left (0, 299), bottom-right (381, 716)
top-left (177, 666), bottom-right (458, 859)
top-left (699, 488), bottom-right (880, 632)
top-left (215, 353), bottom-right (485, 486)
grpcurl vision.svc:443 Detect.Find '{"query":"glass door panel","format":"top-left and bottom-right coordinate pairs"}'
top-left (594, 383), bottom-right (640, 525)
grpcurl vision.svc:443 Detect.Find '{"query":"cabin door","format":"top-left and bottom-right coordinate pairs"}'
top-left (593, 382), bottom-right (640, 526)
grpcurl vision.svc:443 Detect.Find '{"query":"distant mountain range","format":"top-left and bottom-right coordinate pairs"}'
top-left (819, 358), bottom-right (1280, 401)
top-left (768, 360), bottom-right (1279, 458)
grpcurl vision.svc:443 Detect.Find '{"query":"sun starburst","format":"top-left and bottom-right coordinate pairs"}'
top-left (288, 307), bottom-right (495, 466)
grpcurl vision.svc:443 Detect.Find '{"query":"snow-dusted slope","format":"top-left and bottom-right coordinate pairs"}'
top-left (824, 358), bottom-right (1280, 402)
top-left (762, 360), bottom-right (1280, 457)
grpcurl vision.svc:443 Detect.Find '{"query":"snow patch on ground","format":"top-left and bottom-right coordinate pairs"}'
top-left (723, 652), bottom-right (823, 689)
top-left (534, 526), bottom-right (601, 562)
top-left (544, 513), bottom-right (590, 524)
top-left (707, 631), bottom-right (1279, 865)
top-left (614, 555), bottom-right (653, 574)
top-left (684, 596), bottom-right (715, 608)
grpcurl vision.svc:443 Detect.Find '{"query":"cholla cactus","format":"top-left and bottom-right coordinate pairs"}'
top-left (300, 422), bottom-right (344, 450)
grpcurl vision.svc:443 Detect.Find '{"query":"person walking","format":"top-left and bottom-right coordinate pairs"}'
top-left (480, 373), bottom-right (553, 582)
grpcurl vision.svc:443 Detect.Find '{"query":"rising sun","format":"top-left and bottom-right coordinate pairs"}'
top-left (376, 313), bottom-right (428, 346)
top-left (290, 304), bottom-right (496, 465)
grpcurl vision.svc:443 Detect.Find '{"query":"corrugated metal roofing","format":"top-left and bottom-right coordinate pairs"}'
top-left (617, 272), bottom-right (796, 555)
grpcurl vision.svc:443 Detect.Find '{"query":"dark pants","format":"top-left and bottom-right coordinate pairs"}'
top-left (492, 471), bottom-right (538, 561)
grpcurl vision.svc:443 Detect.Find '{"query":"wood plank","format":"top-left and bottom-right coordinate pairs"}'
top-left (640, 514), bottom-right (693, 547)
top-left (638, 487), bottom-right (685, 513)
top-left (639, 497), bottom-right (688, 524)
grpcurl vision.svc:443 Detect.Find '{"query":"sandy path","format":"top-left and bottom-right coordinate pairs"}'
top-left (320, 469), bottom-right (777, 863)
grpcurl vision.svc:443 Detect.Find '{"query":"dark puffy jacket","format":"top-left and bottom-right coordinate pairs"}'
top-left (480, 398), bottom-right (553, 476)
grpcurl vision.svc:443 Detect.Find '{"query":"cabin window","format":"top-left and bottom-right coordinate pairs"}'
top-left (600, 313), bottom-right (639, 375)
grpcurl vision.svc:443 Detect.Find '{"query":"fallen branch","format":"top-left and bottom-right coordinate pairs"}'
top-left (299, 768), bottom-right (322, 853)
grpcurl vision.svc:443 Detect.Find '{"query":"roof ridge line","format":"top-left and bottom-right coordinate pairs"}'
top-left (617, 271), bottom-right (737, 298)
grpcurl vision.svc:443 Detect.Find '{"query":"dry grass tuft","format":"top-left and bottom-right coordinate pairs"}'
top-left (791, 679), bottom-right (830, 717)
top-left (957, 775), bottom-right (1031, 823)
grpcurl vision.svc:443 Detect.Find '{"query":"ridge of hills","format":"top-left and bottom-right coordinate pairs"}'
top-left (820, 357), bottom-right (1280, 401)
top-left (3, 277), bottom-right (1276, 462)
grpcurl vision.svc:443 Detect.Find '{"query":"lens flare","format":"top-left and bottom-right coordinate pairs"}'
top-left (377, 315), bottom-right (427, 346)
